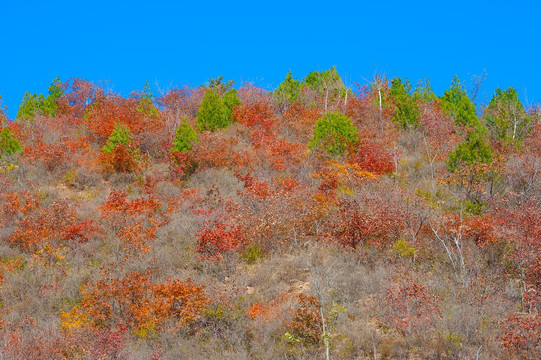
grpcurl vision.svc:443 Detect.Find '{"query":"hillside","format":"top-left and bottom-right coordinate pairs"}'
top-left (0, 71), bottom-right (539, 359)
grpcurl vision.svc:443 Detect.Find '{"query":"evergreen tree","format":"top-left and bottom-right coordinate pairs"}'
top-left (41, 77), bottom-right (63, 116)
top-left (142, 81), bottom-right (154, 101)
top-left (389, 77), bottom-right (420, 129)
top-left (274, 70), bottom-right (301, 106)
top-left (440, 76), bottom-right (478, 127)
top-left (414, 78), bottom-right (437, 103)
top-left (448, 130), bottom-right (492, 171)
top-left (223, 88), bottom-right (241, 123)
top-left (171, 118), bottom-right (198, 153)
top-left (16, 78), bottom-right (63, 120)
top-left (300, 66), bottom-right (350, 110)
top-left (137, 81), bottom-right (159, 117)
top-left (302, 66), bottom-right (348, 98)
top-left (196, 90), bottom-right (228, 131)
top-left (207, 76), bottom-right (234, 95)
top-left (309, 111), bottom-right (359, 156)
top-left (100, 122), bottom-right (141, 172)
top-left (16, 92), bottom-right (41, 120)
top-left (303, 66), bottom-right (338, 93)
top-left (102, 123), bottom-right (135, 153)
top-left (484, 87), bottom-right (530, 147)
top-left (0, 127), bottom-right (22, 157)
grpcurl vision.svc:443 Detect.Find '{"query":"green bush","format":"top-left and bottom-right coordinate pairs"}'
top-left (102, 122), bottom-right (135, 153)
top-left (440, 76), bottom-right (478, 128)
top-left (447, 130), bottom-right (492, 171)
top-left (241, 244), bottom-right (264, 263)
top-left (302, 66), bottom-right (347, 98)
top-left (484, 87), bottom-right (531, 147)
top-left (309, 111), bottom-right (359, 155)
top-left (100, 123), bottom-right (141, 173)
top-left (136, 81), bottom-right (159, 117)
top-left (0, 127), bottom-right (22, 157)
top-left (171, 118), bottom-right (198, 153)
top-left (274, 70), bottom-right (301, 106)
top-left (394, 238), bottom-right (415, 259)
top-left (389, 77), bottom-right (420, 129)
top-left (196, 90), bottom-right (228, 131)
top-left (16, 77), bottom-right (63, 120)
top-left (223, 88), bottom-right (241, 123)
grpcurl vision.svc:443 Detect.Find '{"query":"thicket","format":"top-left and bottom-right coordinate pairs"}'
top-left (0, 70), bottom-right (539, 359)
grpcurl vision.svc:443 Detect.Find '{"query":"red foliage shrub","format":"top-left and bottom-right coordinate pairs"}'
top-left (495, 199), bottom-right (541, 312)
top-left (191, 131), bottom-right (253, 170)
top-left (500, 313), bottom-right (541, 360)
top-left (384, 282), bottom-right (442, 336)
top-left (169, 151), bottom-right (198, 180)
top-left (99, 190), bottom-right (165, 253)
top-left (195, 220), bottom-right (247, 261)
top-left (283, 102), bottom-right (322, 142)
top-left (0, 190), bottom-right (40, 226)
top-left (332, 196), bottom-right (407, 249)
top-left (349, 139), bottom-right (395, 175)
top-left (85, 93), bottom-right (160, 140)
top-left (8, 199), bottom-right (97, 250)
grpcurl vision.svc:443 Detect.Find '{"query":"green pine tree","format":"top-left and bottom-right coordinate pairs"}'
top-left (389, 77), bottom-right (420, 129)
top-left (16, 78), bottom-right (63, 120)
top-left (302, 66), bottom-right (348, 98)
top-left (207, 76), bottom-right (234, 95)
top-left (137, 81), bottom-right (159, 117)
top-left (274, 70), bottom-right (301, 106)
top-left (171, 118), bottom-right (198, 153)
top-left (196, 90), bottom-right (228, 131)
top-left (223, 88), bottom-right (241, 123)
top-left (448, 130), bottom-right (492, 172)
top-left (484, 87), bottom-right (530, 147)
top-left (309, 111), bottom-right (359, 156)
top-left (440, 76), bottom-right (479, 128)
top-left (102, 123), bottom-right (135, 153)
top-left (16, 92), bottom-right (41, 120)
top-left (413, 78), bottom-right (437, 103)
top-left (41, 77), bottom-right (63, 116)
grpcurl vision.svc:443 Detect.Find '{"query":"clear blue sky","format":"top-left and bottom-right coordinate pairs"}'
top-left (1, 0), bottom-right (540, 118)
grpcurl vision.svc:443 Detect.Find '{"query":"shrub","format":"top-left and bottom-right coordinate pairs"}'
top-left (309, 111), bottom-right (359, 156)
top-left (196, 90), bottom-right (228, 131)
top-left (448, 130), bottom-right (492, 171)
top-left (16, 78), bottom-right (63, 120)
top-left (0, 127), bottom-right (22, 157)
top-left (223, 88), bottom-right (241, 123)
top-left (274, 70), bottom-right (301, 107)
top-left (100, 123), bottom-right (140, 172)
top-left (102, 122), bottom-right (134, 153)
top-left (350, 139), bottom-right (394, 174)
top-left (170, 118), bottom-right (198, 153)
top-left (195, 220), bottom-right (247, 261)
top-left (389, 77), bottom-right (420, 128)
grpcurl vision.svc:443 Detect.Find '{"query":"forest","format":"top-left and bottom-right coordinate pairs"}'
top-left (0, 67), bottom-right (539, 359)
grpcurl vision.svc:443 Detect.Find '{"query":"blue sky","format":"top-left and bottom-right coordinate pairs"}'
top-left (1, 0), bottom-right (540, 118)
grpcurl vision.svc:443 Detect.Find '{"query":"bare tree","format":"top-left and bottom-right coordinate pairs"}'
top-left (468, 69), bottom-right (488, 115)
